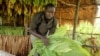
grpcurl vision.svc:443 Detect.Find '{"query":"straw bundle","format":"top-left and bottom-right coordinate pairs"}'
top-left (0, 35), bottom-right (32, 56)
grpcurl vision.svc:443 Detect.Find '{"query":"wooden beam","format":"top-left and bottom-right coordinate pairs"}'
top-left (57, 0), bottom-right (76, 7)
top-left (67, 30), bottom-right (100, 35)
top-left (95, 17), bottom-right (100, 18)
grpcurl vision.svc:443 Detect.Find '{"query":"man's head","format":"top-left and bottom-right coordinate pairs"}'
top-left (44, 3), bottom-right (56, 19)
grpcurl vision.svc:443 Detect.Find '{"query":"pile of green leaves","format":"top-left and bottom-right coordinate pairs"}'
top-left (28, 26), bottom-right (90, 56)
top-left (64, 21), bottom-right (100, 56)
top-left (0, 26), bottom-right (24, 36)
top-left (77, 21), bottom-right (94, 33)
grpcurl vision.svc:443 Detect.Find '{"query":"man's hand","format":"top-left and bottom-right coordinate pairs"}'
top-left (29, 29), bottom-right (49, 46)
top-left (41, 37), bottom-right (49, 46)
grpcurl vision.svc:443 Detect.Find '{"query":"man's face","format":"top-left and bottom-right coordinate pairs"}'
top-left (45, 7), bottom-right (55, 19)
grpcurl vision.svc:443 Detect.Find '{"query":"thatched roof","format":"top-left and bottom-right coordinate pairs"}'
top-left (55, 0), bottom-right (98, 25)
top-left (0, 0), bottom-right (98, 26)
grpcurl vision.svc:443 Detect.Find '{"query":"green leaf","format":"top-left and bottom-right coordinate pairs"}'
top-left (10, 0), bottom-right (16, 4)
top-left (23, 0), bottom-right (32, 4)
top-left (29, 26), bottom-right (90, 56)
top-left (51, 0), bottom-right (57, 6)
top-left (24, 6), bottom-right (28, 15)
top-left (44, 48), bottom-right (56, 56)
top-left (28, 47), bottom-right (37, 56)
top-left (33, 0), bottom-right (40, 6)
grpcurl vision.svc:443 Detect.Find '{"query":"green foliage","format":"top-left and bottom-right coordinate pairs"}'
top-left (28, 26), bottom-right (90, 56)
top-left (65, 21), bottom-right (100, 56)
top-left (33, 0), bottom-right (57, 6)
top-left (22, 0), bottom-right (57, 6)
top-left (77, 21), bottom-right (94, 33)
top-left (0, 26), bottom-right (24, 36)
top-left (23, 0), bottom-right (32, 4)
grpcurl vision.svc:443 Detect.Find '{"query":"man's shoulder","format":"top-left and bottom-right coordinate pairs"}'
top-left (32, 11), bottom-right (44, 20)
top-left (31, 11), bottom-right (44, 23)
top-left (53, 17), bottom-right (57, 22)
top-left (34, 11), bottom-right (44, 16)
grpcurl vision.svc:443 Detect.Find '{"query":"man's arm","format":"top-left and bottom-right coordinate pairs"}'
top-left (29, 29), bottom-right (49, 46)
top-left (30, 13), bottom-right (44, 38)
top-left (29, 29), bottom-right (45, 39)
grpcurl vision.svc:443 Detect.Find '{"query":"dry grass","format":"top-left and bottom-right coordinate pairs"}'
top-left (0, 35), bottom-right (32, 56)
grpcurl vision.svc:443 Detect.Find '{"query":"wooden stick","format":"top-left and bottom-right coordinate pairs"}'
top-left (82, 44), bottom-right (100, 49)
top-left (72, 0), bottom-right (81, 40)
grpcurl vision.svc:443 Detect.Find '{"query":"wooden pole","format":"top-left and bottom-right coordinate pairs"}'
top-left (59, 8), bottom-right (62, 26)
top-left (72, 0), bottom-right (80, 40)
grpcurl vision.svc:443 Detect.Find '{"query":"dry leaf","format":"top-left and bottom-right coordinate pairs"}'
top-left (17, 8), bottom-right (22, 15)
top-left (10, 0), bottom-right (16, 4)
top-left (24, 5), bottom-right (28, 15)
top-left (0, 0), bottom-right (2, 4)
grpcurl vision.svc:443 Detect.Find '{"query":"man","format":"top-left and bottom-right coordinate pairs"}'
top-left (30, 3), bottom-right (57, 46)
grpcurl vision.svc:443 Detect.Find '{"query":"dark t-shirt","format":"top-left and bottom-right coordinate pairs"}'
top-left (30, 11), bottom-right (57, 36)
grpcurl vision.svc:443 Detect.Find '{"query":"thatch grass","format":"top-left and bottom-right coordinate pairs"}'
top-left (55, 0), bottom-right (97, 25)
top-left (0, 35), bottom-right (32, 56)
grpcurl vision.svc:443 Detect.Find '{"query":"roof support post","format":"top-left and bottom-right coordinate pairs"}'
top-left (72, 0), bottom-right (81, 40)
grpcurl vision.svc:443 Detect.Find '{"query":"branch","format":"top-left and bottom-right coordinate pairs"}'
top-left (57, 0), bottom-right (76, 7)
top-left (82, 44), bottom-right (100, 49)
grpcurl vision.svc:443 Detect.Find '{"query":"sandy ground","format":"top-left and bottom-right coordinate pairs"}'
top-left (0, 50), bottom-right (15, 56)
